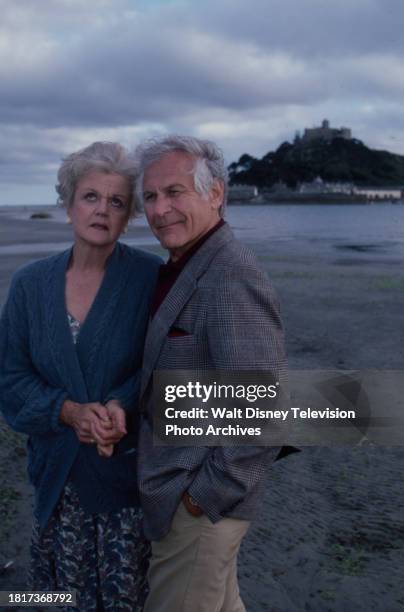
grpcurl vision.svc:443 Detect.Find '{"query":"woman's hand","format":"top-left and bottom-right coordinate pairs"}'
top-left (60, 398), bottom-right (127, 456)
top-left (106, 400), bottom-right (126, 433)
top-left (60, 399), bottom-right (112, 443)
top-left (96, 400), bottom-right (127, 457)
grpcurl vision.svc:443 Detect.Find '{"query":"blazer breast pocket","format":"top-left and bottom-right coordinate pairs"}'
top-left (159, 331), bottom-right (200, 368)
top-left (167, 326), bottom-right (191, 338)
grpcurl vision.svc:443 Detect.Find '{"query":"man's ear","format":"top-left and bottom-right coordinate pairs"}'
top-left (209, 179), bottom-right (225, 211)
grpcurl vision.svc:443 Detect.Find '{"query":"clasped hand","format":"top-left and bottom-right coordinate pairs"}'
top-left (60, 399), bottom-right (126, 457)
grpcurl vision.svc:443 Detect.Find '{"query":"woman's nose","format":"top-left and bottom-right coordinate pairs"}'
top-left (95, 197), bottom-right (109, 214)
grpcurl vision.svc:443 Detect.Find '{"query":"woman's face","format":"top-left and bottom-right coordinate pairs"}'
top-left (69, 171), bottom-right (131, 250)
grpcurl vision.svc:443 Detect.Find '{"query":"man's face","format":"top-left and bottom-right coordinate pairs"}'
top-left (143, 151), bottom-right (223, 261)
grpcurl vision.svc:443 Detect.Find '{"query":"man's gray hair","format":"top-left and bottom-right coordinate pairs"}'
top-left (56, 141), bottom-right (140, 216)
top-left (134, 135), bottom-right (228, 216)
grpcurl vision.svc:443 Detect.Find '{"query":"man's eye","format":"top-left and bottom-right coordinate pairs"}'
top-left (143, 192), bottom-right (156, 202)
top-left (168, 189), bottom-right (181, 197)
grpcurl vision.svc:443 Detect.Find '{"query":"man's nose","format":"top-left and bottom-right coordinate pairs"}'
top-left (153, 193), bottom-right (172, 216)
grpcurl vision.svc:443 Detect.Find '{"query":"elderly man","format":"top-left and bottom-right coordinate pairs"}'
top-left (135, 135), bottom-right (287, 612)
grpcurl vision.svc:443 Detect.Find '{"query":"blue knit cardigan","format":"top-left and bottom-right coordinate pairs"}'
top-left (0, 242), bottom-right (161, 530)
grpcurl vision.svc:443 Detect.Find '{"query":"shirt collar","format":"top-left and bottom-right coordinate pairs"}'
top-left (164, 218), bottom-right (226, 273)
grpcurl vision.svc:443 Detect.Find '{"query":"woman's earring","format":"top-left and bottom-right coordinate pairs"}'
top-left (66, 214), bottom-right (72, 224)
top-left (122, 225), bottom-right (128, 234)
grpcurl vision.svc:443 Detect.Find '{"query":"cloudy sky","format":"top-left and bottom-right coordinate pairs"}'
top-left (1, 0), bottom-right (404, 205)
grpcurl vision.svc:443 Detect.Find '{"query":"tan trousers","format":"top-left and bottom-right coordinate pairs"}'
top-left (144, 502), bottom-right (250, 612)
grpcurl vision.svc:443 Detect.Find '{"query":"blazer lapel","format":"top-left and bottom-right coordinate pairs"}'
top-left (140, 224), bottom-right (235, 396)
top-left (140, 269), bottom-right (197, 395)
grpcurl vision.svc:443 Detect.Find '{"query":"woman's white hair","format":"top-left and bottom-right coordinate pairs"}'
top-left (133, 135), bottom-right (228, 216)
top-left (56, 141), bottom-right (140, 217)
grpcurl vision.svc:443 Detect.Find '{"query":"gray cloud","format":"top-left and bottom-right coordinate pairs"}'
top-left (1, 0), bottom-right (404, 204)
top-left (189, 0), bottom-right (404, 58)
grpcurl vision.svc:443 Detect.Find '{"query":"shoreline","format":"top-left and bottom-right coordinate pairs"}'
top-left (0, 212), bottom-right (403, 611)
top-left (229, 198), bottom-right (404, 205)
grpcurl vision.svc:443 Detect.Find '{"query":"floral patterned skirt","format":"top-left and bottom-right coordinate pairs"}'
top-left (30, 482), bottom-right (150, 611)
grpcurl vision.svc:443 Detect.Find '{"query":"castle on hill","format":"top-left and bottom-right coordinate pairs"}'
top-left (298, 119), bottom-right (352, 144)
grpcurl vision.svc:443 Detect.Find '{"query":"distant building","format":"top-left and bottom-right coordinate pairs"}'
top-left (352, 187), bottom-right (402, 201)
top-left (228, 184), bottom-right (258, 202)
top-left (268, 181), bottom-right (291, 194)
top-left (302, 119), bottom-right (352, 144)
top-left (298, 176), bottom-right (353, 195)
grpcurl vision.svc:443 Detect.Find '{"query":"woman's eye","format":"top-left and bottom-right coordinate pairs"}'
top-left (84, 192), bottom-right (97, 201)
top-left (110, 197), bottom-right (126, 209)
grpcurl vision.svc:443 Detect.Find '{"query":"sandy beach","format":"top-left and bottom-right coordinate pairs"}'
top-left (0, 206), bottom-right (403, 611)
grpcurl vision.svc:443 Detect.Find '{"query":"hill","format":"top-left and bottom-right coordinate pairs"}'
top-left (228, 138), bottom-right (404, 188)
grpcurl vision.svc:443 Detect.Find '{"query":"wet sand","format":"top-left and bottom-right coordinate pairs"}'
top-left (0, 207), bottom-right (403, 611)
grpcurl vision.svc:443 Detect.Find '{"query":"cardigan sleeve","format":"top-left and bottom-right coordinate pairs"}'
top-left (104, 371), bottom-right (141, 413)
top-left (0, 274), bottom-right (69, 436)
top-left (187, 265), bottom-right (287, 522)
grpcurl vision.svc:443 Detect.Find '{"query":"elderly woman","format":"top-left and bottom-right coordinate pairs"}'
top-left (0, 142), bottom-right (161, 611)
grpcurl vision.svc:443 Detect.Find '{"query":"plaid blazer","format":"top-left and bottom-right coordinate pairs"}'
top-left (137, 223), bottom-right (287, 540)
